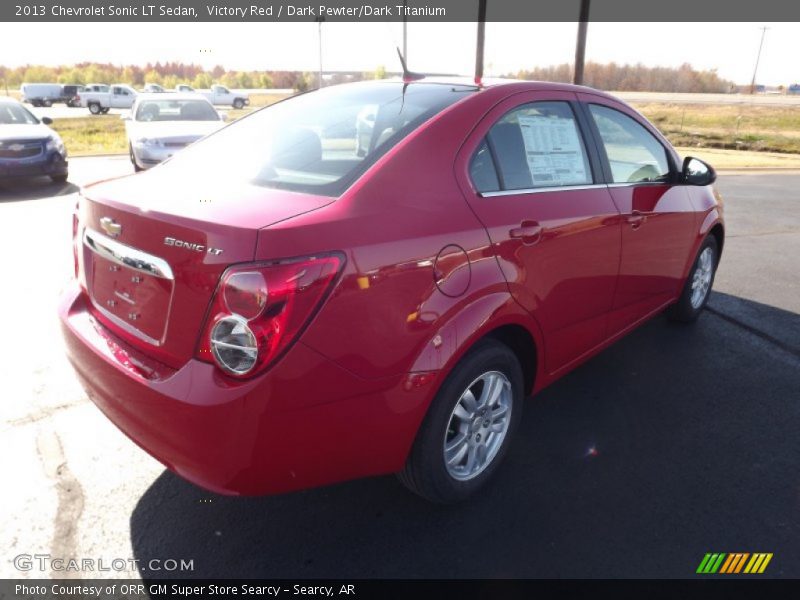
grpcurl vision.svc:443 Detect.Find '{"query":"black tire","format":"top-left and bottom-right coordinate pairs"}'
top-left (233, 98), bottom-right (245, 109)
top-left (398, 339), bottom-right (524, 503)
top-left (101, 108), bottom-right (110, 114)
top-left (129, 145), bottom-right (143, 172)
top-left (88, 103), bottom-right (101, 115)
top-left (667, 235), bottom-right (719, 323)
top-left (42, 99), bottom-right (52, 107)
top-left (50, 173), bottom-right (68, 183)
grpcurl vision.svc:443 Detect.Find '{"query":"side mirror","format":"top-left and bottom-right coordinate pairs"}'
top-left (682, 156), bottom-right (716, 186)
top-left (41, 116), bottom-right (53, 125)
top-left (120, 112), bottom-right (130, 121)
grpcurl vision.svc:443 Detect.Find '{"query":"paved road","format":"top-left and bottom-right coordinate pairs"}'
top-left (0, 162), bottom-right (798, 579)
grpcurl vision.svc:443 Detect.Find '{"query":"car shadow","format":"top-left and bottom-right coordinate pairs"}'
top-left (0, 176), bottom-right (78, 202)
top-left (130, 292), bottom-right (800, 579)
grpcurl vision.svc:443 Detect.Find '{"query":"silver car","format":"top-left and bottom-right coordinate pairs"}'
top-left (125, 94), bottom-right (226, 171)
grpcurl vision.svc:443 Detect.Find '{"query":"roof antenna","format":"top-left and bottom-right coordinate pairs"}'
top-left (474, 0), bottom-right (487, 86)
top-left (396, 47), bottom-right (424, 83)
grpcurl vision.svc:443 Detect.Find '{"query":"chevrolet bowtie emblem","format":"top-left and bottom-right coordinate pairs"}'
top-left (100, 217), bottom-right (122, 237)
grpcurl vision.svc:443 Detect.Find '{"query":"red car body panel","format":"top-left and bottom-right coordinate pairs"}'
top-left (60, 80), bottom-right (724, 495)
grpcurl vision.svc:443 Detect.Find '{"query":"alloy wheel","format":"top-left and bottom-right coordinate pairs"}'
top-left (690, 247), bottom-right (715, 308)
top-left (443, 371), bottom-right (512, 481)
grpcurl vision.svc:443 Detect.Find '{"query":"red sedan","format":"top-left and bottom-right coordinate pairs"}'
top-left (60, 79), bottom-right (723, 503)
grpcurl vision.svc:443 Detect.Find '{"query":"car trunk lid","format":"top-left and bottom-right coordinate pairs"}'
top-left (78, 170), bottom-right (334, 368)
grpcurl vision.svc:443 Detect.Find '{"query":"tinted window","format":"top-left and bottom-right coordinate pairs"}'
top-left (161, 82), bottom-right (475, 197)
top-left (588, 104), bottom-right (670, 183)
top-left (469, 140), bottom-right (500, 193)
top-left (480, 101), bottom-right (592, 191)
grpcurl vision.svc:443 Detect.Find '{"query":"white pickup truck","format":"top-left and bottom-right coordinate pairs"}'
top-left (78, 84), bottom-right (138, 114)
top-left (174, 84), bottom-right (249, 109)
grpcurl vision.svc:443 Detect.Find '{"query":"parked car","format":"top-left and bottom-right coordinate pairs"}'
top-left (0, 96), bottom-right (68, 182)
top-left (143, 83), bottom-right (166, 93)
top-left (20, 83), bottom-right (64, 107)
top-left (125, 94), bottom-right (226, 171)
top-left (60, 79), bottom-right (723, 503)
top-left (62, 85), bottom-right (85, 107)
top-left (78, 84), bottom-right (137, 114)
top-left (173, 84), bottom-right (250, 108)
top-left (200, 85), bottom-right (250, 109)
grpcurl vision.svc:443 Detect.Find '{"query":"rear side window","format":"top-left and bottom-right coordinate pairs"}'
top-left (588, 104), bottom-right (670, 183)
top-left (469, 140), bottom-right (500, 193)
top-left (472, 101), bottom-right (593, 193)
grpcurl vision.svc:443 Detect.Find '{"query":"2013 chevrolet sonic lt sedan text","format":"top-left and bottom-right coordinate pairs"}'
top-left (60, 79), bottom-right (724, 503)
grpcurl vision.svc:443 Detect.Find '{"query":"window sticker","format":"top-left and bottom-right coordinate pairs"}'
top-left (518, 115), bottom-right (589, 186)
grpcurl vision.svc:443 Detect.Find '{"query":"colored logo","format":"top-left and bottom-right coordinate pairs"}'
top-left (697, 553), bottom-right (773, 574)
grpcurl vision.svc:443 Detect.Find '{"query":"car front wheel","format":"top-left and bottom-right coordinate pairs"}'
top-left (233, 98), bottom-right (245, 109)
top-left (667, 235), bottom-right (719, 322)
top-left (398, 339), bottom-right (524, 503)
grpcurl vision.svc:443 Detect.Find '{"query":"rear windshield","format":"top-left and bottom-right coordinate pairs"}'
top-left (159, 82), bottom-right (475, 196)
top-left (135, 98), bottom-right (220, 122)
top-left (0, 102), bottom-right (39, 125)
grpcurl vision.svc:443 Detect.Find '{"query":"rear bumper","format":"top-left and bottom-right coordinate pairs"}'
top-left (58, 282), bottom-right (436, 495)
top-left (0, 151), bottom-right (68, 179)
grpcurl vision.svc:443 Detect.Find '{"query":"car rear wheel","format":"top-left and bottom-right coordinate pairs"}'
top-left (88, 103), bottom-right (101, 115)
top-left (667, 235), bottom-right (719, 322)
top-left (398, 339), bottom-right (524, 503)
top-left (42, 99), bottom-right (52, 107)
top-left (233, 98), bottom-right (245, 109)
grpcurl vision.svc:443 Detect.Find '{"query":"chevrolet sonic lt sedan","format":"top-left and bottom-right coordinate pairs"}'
top-left (126, 94), bottom-right (226, 171)
top-left (60, 79), bottom-right (723, 503)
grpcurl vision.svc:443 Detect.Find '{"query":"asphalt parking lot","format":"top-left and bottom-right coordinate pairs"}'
top-left (1, 160), bottom-right (798, 579)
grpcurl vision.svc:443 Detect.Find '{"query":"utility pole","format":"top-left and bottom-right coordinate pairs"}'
top-left (573, 0), bottom-right (590, 85)
top-left (474, 0), bottom-right (487, 85)
top-left (316, 17), bottom-right (324, 89)
top-left (403, 0), bottom-right (407, 62)
top-left (749, 26), bottom-right (769, 94)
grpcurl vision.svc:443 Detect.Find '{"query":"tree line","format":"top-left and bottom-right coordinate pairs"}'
top-left (0, 62), bottom-right (316, 90)
top-left (0, 61), bottom-right (738, 93)
top-left (509, 62), bottom-right (736, 93)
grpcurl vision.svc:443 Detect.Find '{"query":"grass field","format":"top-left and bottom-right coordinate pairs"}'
top-left (51, 116), bottom-right (128, 156)
top-left (51, 98), bottom-right (800, 167)
top-left (633, 102), bottom-right (800, 154)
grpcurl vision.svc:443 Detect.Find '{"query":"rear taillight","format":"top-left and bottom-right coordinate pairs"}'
top-left (196, 253), bottom-right (344, 378)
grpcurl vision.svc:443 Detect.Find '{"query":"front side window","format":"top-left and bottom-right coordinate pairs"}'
top-left (473, 101), bottom-right (593, 193)
top-left (161, 82), bottom-right (475, 197)
top-left (588, 104), bottom-right (670, 183)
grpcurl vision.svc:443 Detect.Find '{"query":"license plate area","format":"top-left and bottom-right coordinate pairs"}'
top-left (84, 229), bottom-right (174, 345)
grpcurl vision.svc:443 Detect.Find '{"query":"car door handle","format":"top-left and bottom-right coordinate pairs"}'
top-left (509, 221), bottom-right (543, 245)
top-left (626, 210), bottom-right (647, 229)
